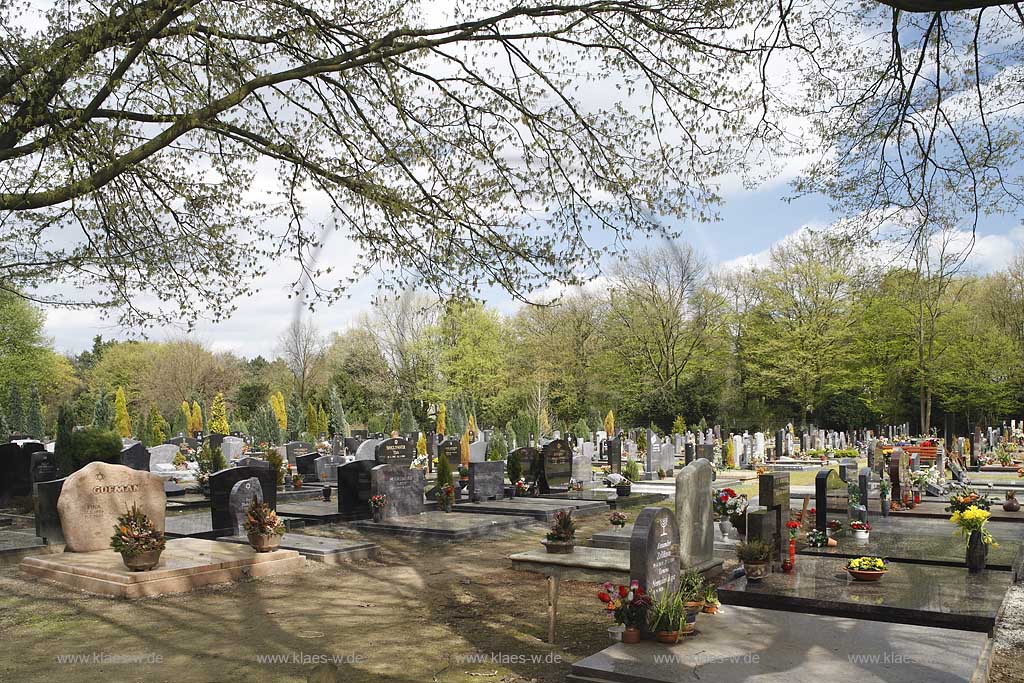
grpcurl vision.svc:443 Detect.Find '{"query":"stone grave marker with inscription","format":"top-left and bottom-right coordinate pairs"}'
top-left (371, 464), bottom-right (425, 519)
top-left (57, 462), bottom-right (165, 552)
top-left (294, 452), bottom-right (318, 481)
top-left (34, 477), bottom-right (66, 544)
top-left (675, 459), bottom-right (720, 573)
top-left (315, 454), bottom-right (342, 483)
top-left (236, 456), bottom-right (270, 470)
top-left (285, 441), bottom-right (313, 465)
top-left (539, 439), bottom-right (573, 493)
top-left (603, 437), bottom-right (622, 473)
top-left (630, 506), bottom-right (680, 599)
top-left (757, 471), bottom-right (789, 562)
top-left (30, 450), bottom-right (59, 485)
top-left (855, 468), bottom-right (870, 523)
top-left (375, 437), bottom-right (415, 469)
top-left (337, 460), bottom-right (375, 520)
top-left (354, 438), bottom-right (382, 462)
top-left (221, 436), bottom-right (246, 461)
top-left (468, 461), bottom-right (504, 502)
top-left (148, 444), bottom-right (180, 469)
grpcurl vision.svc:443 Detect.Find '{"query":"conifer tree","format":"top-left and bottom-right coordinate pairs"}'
top-left (288, 393), bottom-right (303, 434)
top-left (467, 413), bottom-right (478, 439)
top-left (459, 430), bottom-right (471, 467)
top-left (26, 385), bottom-right (43, 439)
top-left (7, 383), bottom-right (24, 434)
top-left (0, 410), bottom-right (8, 441)
top-left (270, 392), bottom-right (288, 430)
top-left (114, 387), bottom-right (131, 438)
top-left (150, 406), bottom-right (168, 444)
top-left (437, 403), bottom-right (447, 437)
top-left (190, 400), bottom-right (203, 434)
top-left (390, 409), bottom-right (400, 434)
top-left (93, 391), bottom-right (113, 430)
top-left (54, 405), bottom-right (74, 473)
top-left (604, 410), bottom-right (615, 436)
top-left (537, 407), bottom-right (551, 438)
top-left (416, 432), bottom-right (427, 456)
top-left (317, 405), bottom-right (328, 436)
top-left (486, 430), bottom-right (508, 462)
top-left (172, 401), bottom-right (189, 436)
top-left (209, 392), bottom-right (230, 434)
top-left (436, 452), bottom-right (453, 488)
top-left (305, 401), bottom-right (318, 437)
top-left (399, 401), bottom-right (417, 433)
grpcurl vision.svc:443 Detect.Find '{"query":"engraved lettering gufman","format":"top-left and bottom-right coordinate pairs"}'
top-left (92, 483), bottom-right (140, 494)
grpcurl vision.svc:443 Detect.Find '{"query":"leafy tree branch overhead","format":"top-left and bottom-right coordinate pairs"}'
top-left (1, 0), bottom-right (1022, 326)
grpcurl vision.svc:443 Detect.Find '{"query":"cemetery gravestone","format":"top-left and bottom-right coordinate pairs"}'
top-left (437, 437), bottom-right (462, 467)
top-left (295, 452), bottom-right (319, 482)
top-left (344, 437), bottom-right (363, 456)
top-left (354, 439), bottom-right (382, 462)
top-left (571, 454), bottom-right (591, 484)
top-left (207, 432), bottom-right (225, 454)
top-left (209, 465), bottom-right (277, 533)
top-left (757, 471), bottom-right (790, 562)
top-left (229, 477), bottom-right (263, 535)
top-left (236, 456), bottom-right (270, 470)
top-left (119, 442), bottom-right (151, 472)
top-left (57, 462), bottom-right (166, 552)
top-left (30, 450), bottom-right (59, 485)
top-left (675, 459), bottom-right (718, 573)
top-left (0, 442), bottom-right (34, 503)
top-left (285, 441), bottom-right (313, 465)
top-left (375, 437), bottom-right (415, 469)
top-left (221, 436), bottom-right (246, 461)
top-left (838, 458), bottom-right (858, 483)
top-left (371, 465), bottom-right (425, 519)
top-left (314, 455), bottom-right (342, 483)
top-left (604, 437), bottom-right (622, 473)
top-left (468, 461), bottom-right (504, 502)
top-left (148, 444), bottom-right (180, 469)
top-left (34, 477), bottom-right (66, 544)
top-left (890, 448), bottom-right (910, 503)
top-left (337, 460), bottom-right (375, 520)
top-left (856, 468), bottom-right (870, 523)
top-left (539, 439), bottom-right (573, 493)
top-left (630, 506), bottom-right (680, 599)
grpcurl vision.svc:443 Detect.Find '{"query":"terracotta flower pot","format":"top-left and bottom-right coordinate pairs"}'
top-left (655, 631), bottom-right (679, 644)
top-left (847, 569), bottom-right (886, 582)
top-left (121, 549), bottom-right (162, 572)
top-left (622, 626), bottom-right (642, 644)
top-left (826, 537), bottom-right (838, 547)
top-left (702, 603), bottom-right (720, 615)
top-left (248, 532), bottom-right (281, 553)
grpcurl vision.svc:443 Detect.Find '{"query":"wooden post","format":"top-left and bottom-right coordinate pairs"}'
top-left (547, 574), bottom-right (560, 644)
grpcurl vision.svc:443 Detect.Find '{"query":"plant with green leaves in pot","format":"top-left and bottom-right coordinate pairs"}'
top-left (879, 477), bottom-right (891, 505)
top-left (647, 587), bottom-right (685, 643)
top-left (702, 582), bottom-right (721, 614)
top-left (806, 528), bottom-right (828, 547)
top-left (847, 481), bottom-right (861, 506)
top-left (543, 509), bottom-right (576, 553)
top-left (243, 495), bottom-right (285, 552)
top-left (110, 504), bottom-right (166, 571)
top-left (676, 569), bottom-right (707, 631)
top-left (622, 458), bottom-right (641, 483)
top-left (736, 538), bottom-right (773, 580)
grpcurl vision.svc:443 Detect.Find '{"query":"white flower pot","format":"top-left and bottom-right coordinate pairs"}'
top-left (853, 530), bottom-right (869, 541)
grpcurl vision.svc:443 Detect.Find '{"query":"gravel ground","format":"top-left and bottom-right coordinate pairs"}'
top-left (991, 582), bottom-right (1024, 682)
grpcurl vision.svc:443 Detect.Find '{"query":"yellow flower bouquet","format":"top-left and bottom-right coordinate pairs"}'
top-left (950, 506), bottom-right (996, 546)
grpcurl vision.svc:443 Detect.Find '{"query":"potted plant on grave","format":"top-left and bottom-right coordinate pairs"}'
top-left (826, 519), bottom-right (842, 538)
top-left (735, 538), bottom-right (773, 580)
top-left (849, 520), bottom-right (871, 541)
top-left (879, 478), bottom-right (891, 517)
top-left (910, 471), bottom-right (929, 504)
top-left (946, 485), bottom-right (994, 514)
top-left (713, 487), bottom-right (738, 536)
top-left (806, 528), bottom-right (828, 548)
top-left (542, 509), bottom-right (576, 553)
top-left (609, 511), bottom-right (628, 528)
top-left (292, 473), bottom-right (304, 489)
top-left (437, 483), bottom-right (456, 513)
top-left (243, 496), bottom-right (285, 552)
top-left (370, 494), bottom-right (388, 522)
top-left (513, 478), bottom-right (530, 498)
top-left (598, 581), bottom-right (652, 644)
top-left (676, 570), bottom-right (706, 633)
top-left (726, 494), bottom-right (749, 537)
top-left (952, 505), bottom-right (996, 573)
top-left (783, 520), bottom-right (800, 571)
top-left (1003, 490), bottom-right (1020, 513)
top-left (702, 582), bottom-right (721, 615)
top-left (458, 465), bottom-right (470, 490)
top-left (110, 504), bottom-right (166, 572)
top-left (647, 587), bottom-right (685, 644)
top-left (846, 556), bottom-right (887, 582)
top-left (656, 468), bottom-right (666, 480)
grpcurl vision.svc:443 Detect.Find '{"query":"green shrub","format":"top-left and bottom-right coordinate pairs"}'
top-left (436, 452), bottom-right (453, 488)
top-left (267, 449), bottom-right (285, 488)
top-left (506, 449), bottom-right (523, 483)
top-left (486, 430), bottom-right (509, 461)
top-left (56, 427), bottom-right (123, 473)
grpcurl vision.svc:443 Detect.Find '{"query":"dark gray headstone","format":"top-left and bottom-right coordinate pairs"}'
top-left (351, 429), bottom-right (369, 440)
top-left (746, 509), bottom-right (777, 561)
top-left (337, 460), bottom-right (375, 520)
top-left (295, 452), bottom-right (318, 481)
top-left (838, 458), bottom-right (858, 483)
top-left (34, 477), bottom-right (66, 544)
top-left (696, 444), bottom-right (715, 463)
top-left (209, 465), bottom-right (276, 533)
top-left (229, 477), bottom-right (263, 535)
top-left (375, 437), bottom-right (415, 469)
top-left (371, 464), bottom-right (425, 519)
top-left (684, 442), bottom-right (695, 465)
top-left (540, 438), bottom-right (573, 492)
top-left (630, 506), bottom-right (680, 599)
top-left (604, 437), bottom-right (622, 473)
top-left (344, 437), bottom-right (362, 456)
top-left (285, 440), bottom-right (313, 465)
top-left (0, 442), bottom-right (35, 503)
top-left (814, 468), bottom-right (833, 531)
top-left (236, 456), bottom-right (270, 470)
top-left (758, 471), bottom-right (790, 510)
top-left (30, 450), bottom-right (59, 485)
top-left (314, 454), bottom-right (342, 483)
top-left (437, 437), bottom-right (462, 467)
top-left (120, 442), bottom-right (150, 472)
top-left (207, 432), bottom-right (225, 454)
top-left (856, 468), bottom-right (870, 523)
top-left (468, 461), bottom-right (504, 502)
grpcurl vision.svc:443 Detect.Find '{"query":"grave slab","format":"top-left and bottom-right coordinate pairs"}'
top-left (350, 511), bottom-right (535, 541)
top-left (539, 490), bottom-right (668, 508)
top-left (890, 500), bottom-right (1024, 522)
top-left (799, 530), bottom-right (1024, 577)
top-left (20, 538), bottom-right (304, 599)
top-left (0, 530), bottom-right (57, 566)
top-left (218, 533), bottom-right (377, 564)
top-left (590, 525), bottom-right (737, 554)
top-left (567, 605), bottom-right (989, 683)
top-left (510, 546), bottom-right (630, 582)
top-left (717, 554), bottom-right (1011, 634)
top-left (452, 497), bottom-right (605, 521)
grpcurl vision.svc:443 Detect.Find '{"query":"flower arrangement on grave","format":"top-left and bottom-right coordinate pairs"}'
top-left (994, 445), bottom-right (1015, 467)
top-left (110, 504), bottom-right (166, 571)
top-left (909, 469), bottom-right (930, 492)
top-left (879, 477), bottom-right (891, 499)
top-left (370, 494), bottom-right (387, 510)
top-left (243, 495), bottom-right (284, 550)
top-left (609, 511), bottom-right (628, 528)
top-left (514, 478), bottom-right (530, 496)
top-left (806, 529), bottom-right (828, 547)
top-left (172, 451), bottom-right (188, 470)
top-left (726, 493), bottom-right (749, 534)
top-left (292, 473), bottom-right (304, 488)
top-left (436, 483), bottom-right (456, 511)
top-left (712, 488), bottom-right (738, 518)
top-left (826, 519), bottom-right (842, 536)
top-left (598, 581), bottom-right (652, 642)
top-left (946, 485), bottom-right (993, 514)
top-left (785, 519), bottom-right (801, 539)
top-left (846, 556), bottom-right (887, 581)
top-left (849, 520), bottom-right (871, 531)
top-left (543, 509), bottom-right (576, 553)
top-left (951, 506), bottom-right (996, 546)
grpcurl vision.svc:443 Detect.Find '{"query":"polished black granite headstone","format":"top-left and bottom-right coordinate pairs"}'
top-left (468, 461), bottom-right (504, 502)
top-left (209, 465), bottom-right (277, 533)
top-left (337, 459), bottom-right (375, 520)
top-left (718, 554), bottom-right (1011, 634)
top-left (375, 437), bottom-right (415, 469)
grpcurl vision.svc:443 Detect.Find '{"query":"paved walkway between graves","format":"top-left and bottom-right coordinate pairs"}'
top-left (0, 497), bottom-right (1021, 683)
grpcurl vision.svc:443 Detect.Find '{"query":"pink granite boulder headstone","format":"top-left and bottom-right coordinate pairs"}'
top-left (57, 462), bottom-right (166, 552)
